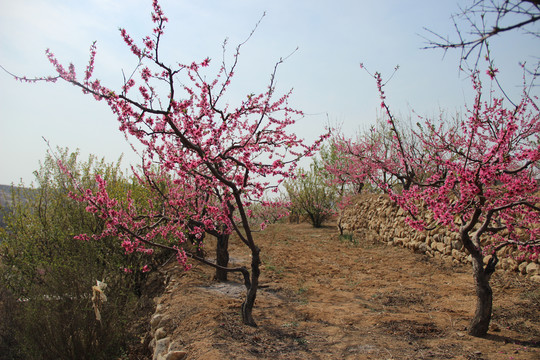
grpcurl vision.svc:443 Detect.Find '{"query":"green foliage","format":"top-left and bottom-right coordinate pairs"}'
top-left (339, 233), bottom-right (357, 245)
top-left (319, 141), bottom-right (362, 195)
top-left (0, 149), bottom-right (160, 359)
top-left (284, 160), bottom-right (338, 228)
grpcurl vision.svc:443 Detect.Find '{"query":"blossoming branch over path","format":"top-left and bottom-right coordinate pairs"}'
top-left (7, 0), bottom-right (327, 326)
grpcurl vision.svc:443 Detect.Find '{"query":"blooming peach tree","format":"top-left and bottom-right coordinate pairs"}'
top-left (348, 66), bottom-right (540, 336)
top-left (327, 93), bottom-right (429, 195)
top-left (321, 138), bottom-right (368, 195)
top-left (11, 0), bottom-right (326, 326)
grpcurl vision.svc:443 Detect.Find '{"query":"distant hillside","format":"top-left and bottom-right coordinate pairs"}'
top-left (0, 184), bottom-right (33, 228)
top-left (0, 185), bottom-right (13, 228)
top-left (0, 184), bottom-right (15, 208)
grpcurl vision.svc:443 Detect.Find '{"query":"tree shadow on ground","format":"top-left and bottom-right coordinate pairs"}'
top-left (483, 334), bottom-right (540, 348)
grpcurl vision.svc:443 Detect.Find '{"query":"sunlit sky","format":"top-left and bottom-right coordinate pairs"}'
top-left (1, 0), bottom-right (537, 185)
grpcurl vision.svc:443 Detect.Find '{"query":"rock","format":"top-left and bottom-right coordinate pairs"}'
top-left (166, 351), bottom-right (188, 360)
top-left (530, 275), bottom-right (540, 282)
top-left (443, 236), bottom-right (452, 245)
top-left (503, 258), bottom-right (518, 272)
top-left (526, 262), bottom-right (538, 276)
top-left (155, 327), bottom-right (167, 340)
top-left (168, 341), bottom-right (184, 352)
top-left (435, 242), bottom-right (446, 253)
top-left (153, 337), bottom-right (170, 360)
top-left (444, 245), bottom-right (452, 256)
top-left (158, 315), bottom-right (172, 330)
top-left (150, 314), bottom-right (163, 331)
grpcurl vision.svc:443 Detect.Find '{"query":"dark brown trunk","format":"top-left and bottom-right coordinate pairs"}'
top-left (241, 246), bottom-right (260, 327)
top-left (337, 206), bottom-right (346, 235)
top-left (468, 254), bottom-right (498, 337)
top-left (214, 233), bottom-right (230, 282)
top-left (459, 216), bottom-right (498, 338)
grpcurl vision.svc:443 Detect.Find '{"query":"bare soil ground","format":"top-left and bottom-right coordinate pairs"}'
top-left (155, 221), bottom-right (540, 360)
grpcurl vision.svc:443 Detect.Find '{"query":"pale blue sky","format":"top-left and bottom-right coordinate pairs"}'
top-left (0, 0), bottom-right (537, 185)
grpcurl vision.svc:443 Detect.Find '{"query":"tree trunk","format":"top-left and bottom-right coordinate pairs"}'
top-left (337, 216), bottom-right (344, 235)
top-left (214, 233), bottom-right (230, 282)
top-left (241, 246), bottom-right (260, 327)
top-left (468, 254), bottom-right (498, 337)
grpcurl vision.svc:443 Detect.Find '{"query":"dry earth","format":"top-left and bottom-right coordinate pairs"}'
top-left (153, 221), bottom-right (539, 360)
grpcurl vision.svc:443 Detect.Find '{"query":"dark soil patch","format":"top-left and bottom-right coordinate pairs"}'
top-left (380, 319), bottom-right (444, 341)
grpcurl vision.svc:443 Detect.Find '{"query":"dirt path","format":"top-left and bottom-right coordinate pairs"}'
top-left (156, 222), bottom-right (539, 359)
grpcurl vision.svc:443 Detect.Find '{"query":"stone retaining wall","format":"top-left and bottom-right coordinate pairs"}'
top-left (339, 193), bottom-right (539, 280)
top-left (148, 304), bottom-right (187, 360)
top-left (143, 267), bottom-right (188, 360)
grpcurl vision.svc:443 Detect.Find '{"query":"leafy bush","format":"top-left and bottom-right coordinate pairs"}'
top-left (284, 161), bottom-right (338, 228)
top-left (0, 149), bottom-right (163, 359)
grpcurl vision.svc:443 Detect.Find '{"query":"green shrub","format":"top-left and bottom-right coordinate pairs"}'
top-left (0, 149), bottom-right (162, 359)
top-left (284, 161), bottom-right (338, 228)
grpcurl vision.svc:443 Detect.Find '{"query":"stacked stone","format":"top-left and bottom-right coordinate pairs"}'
top-left (148, 304), bottom-right (188, 360)
top-left (339, 194), bottom-right (539, 281)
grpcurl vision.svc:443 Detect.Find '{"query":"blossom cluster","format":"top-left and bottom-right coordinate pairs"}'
top-left (26, 0), bottom-right (326, 271)
top-left (328, 67), bottom-right (540, 258)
